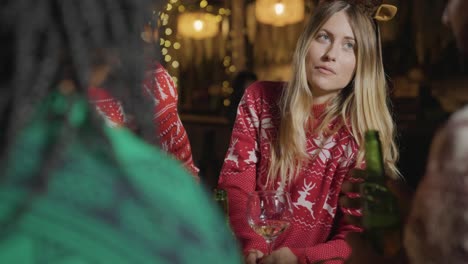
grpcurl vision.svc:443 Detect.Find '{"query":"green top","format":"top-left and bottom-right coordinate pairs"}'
top-left (0, 92), bottom-right (241, 263)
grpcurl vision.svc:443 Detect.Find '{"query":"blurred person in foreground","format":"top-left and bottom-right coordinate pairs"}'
top-left (88, 19), bottom-right (200, 178)
top-left (344, 0), bottom-right (468, 263)
top-left (404, 0), bottom-right (468, 262)
top-left (0, 0), bottom-right (241, 263)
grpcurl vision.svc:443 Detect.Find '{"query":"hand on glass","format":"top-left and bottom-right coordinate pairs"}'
top-left (247, 191), bottom-right (293, 255)
top-left (245, 249), bottom-right (264, 264)
top-left (245, 247), bottom-right (298, 264)
top-left (260, 247), bottom-right (298, 264)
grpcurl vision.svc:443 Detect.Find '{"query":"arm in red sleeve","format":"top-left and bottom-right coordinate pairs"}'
top-left (144, 62), bottom-right (199, 179)
top-left (289, 215), bottom-right (361, 264)
top-left (87, 87), bottom-right (126, 128)
top-left (218, 85), bottom-right (268, 255)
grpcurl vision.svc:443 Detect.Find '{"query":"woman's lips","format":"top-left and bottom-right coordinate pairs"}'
top-left (315, 66), bottom-right (336, 75)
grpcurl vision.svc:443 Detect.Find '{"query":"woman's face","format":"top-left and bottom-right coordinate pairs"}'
top-left (306, 10), bottom-right (356, 104)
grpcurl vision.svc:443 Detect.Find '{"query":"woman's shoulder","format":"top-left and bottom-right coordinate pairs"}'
top-left (420, 106), bottom-right (468, 197)
top-left (433, 106), bottom-right (468, 148)
top-left (434, 106), bottom-right (468, 158)
top-left (330, 122), bottom-right (359, 151)
top-left (446, 105), bottom-right (468, 128)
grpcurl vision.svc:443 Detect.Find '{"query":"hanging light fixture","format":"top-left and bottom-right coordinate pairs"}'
top-left (255, 0), bottom-right (304, 27)
top-left (177, 12), bottom-right (219, 39)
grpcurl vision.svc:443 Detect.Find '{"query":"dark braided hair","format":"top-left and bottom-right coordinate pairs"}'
top-left (0, 0), bottom-right (160, 167)
top-left (0, 0), bottom-right (162, 234)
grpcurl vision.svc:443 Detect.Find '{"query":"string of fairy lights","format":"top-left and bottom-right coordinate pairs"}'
top-left (157, 0), bottom-right (235, 108)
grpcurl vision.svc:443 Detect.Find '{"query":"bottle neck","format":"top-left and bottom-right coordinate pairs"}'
top-left (365, 136), bottom-right (385, 180)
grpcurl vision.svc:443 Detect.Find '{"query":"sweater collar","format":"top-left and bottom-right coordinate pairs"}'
top-left (312, 103), bottom-right (327, 117)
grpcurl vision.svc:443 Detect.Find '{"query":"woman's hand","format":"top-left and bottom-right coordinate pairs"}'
top-left (260, 247), bottom-right (298, 264)
top-left (340, 168), bottom-right (413, 263)
top-left (340, 169), bottom-right (413, 227)
top-left (245, 249), bottom-right (264, 264)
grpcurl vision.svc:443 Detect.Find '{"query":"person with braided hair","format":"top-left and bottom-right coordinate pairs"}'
top-left (0, 0), bottom-right (241, 263)
top-left (218, 1), bottom-right (399, 263)
top-left (88, 62), bottom-right (200, 178)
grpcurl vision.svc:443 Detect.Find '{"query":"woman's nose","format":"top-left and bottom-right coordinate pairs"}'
top-left (323, 45), bottom-right (337, 62)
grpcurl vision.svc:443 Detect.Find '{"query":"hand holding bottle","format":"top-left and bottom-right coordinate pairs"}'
top-left (341, 168), bottom-right (411, 263)
top-left (340, 131), bottom-right (413, 262)
top-left (340, 169), bottom-right (412, 227)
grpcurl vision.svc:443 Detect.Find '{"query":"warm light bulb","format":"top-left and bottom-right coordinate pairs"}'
top-left (193, 19), bottom-right (204, 31)
top-left (200, 0), bottom-right (208, 8)
top-left (274, 3), bottom-right (285, 15)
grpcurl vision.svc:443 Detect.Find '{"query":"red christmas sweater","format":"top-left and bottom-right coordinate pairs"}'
top-left (87, 62), bottom-right (199, 178)
top-left (218, 81), bottom-right (360, 263)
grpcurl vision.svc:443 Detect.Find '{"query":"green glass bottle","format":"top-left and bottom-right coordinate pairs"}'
top-left (213, 188), bottom-right (229, 224)
top-left (361, 130), bottom-right (401, 255)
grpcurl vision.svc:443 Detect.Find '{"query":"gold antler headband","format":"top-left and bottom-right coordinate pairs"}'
top-left (322, 0), bottom-right (398, 21)
top-left (373, 4), bottom-right (397, 21)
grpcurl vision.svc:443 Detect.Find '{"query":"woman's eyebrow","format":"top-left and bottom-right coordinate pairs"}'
top-left (320, 28), bottom-right (355, 41)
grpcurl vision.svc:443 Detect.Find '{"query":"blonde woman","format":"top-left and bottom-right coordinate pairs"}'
top-left (218, 1), bottom-right (399, 263)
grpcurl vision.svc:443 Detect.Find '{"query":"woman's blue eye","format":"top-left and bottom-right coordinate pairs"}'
top-left (344, 42), bottom-right (355, 49)
top-left (318, 34), bottom-right (329, 40)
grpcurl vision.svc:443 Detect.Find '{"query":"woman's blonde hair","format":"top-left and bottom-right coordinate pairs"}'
top-left (268, 0), bottom-right (399, 187)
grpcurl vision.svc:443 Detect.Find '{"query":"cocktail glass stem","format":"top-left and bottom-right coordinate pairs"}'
top-left (266, 238), bottom-right (275, 255)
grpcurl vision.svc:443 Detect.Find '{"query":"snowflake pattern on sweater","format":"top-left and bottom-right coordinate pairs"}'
top-left (218, 81), bottom-right (360, 263)
top-left (87, 62), bottom-right (199, 177)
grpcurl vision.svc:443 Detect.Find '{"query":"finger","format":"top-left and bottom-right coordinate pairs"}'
top-left (259, 255), bottom-right (271, 264)
top-left (343, 213), bottom-right (362, 226)
top-left (245, 252), bottom-right (259, 264)
top-left (341, 181), bottom-right (361, 193)
top-left (342, 209), bottom-right (363, 227)
top-left (350, 168), bottom-right (366, 180)
top-left (339, 194), bottom-right (362, 209)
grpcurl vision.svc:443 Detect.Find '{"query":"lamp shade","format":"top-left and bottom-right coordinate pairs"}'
top-left (177, 12), bottom-right (219, 39)
top-left (255, 0), bottom-right (304, 27)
